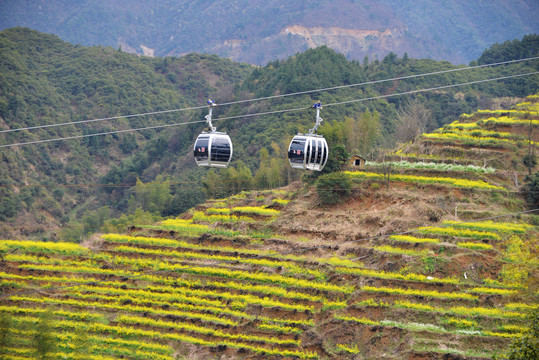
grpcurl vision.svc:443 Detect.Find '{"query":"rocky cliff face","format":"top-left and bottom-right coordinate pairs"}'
top-left (211, 24), bottom-right (425, 64)
top-left (282, 25), bottom-right (401, 52)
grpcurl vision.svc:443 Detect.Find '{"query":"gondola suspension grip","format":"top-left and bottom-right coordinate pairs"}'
top-left (205, 99), bottom-right (217, 132)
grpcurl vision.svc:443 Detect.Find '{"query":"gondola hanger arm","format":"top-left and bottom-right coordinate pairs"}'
top-left (309, 100), bottom-right (323, 135)
top-left (205, 99), bottom-right (217, 132)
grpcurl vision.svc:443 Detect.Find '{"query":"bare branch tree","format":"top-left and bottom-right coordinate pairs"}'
top-left (396, 98), bottom-right (433, 143)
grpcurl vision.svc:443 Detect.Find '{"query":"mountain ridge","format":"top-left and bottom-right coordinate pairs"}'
top-left (1, 0), bottom-right (537, 65)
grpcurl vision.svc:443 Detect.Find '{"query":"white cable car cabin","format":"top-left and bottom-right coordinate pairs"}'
top-left (288, 101), bottom-right (329, 171)
top-left (288, 134), bottom-right (328, 171)
top-left (194, 132), bottom-right (233, 168)
top-left (193, 100), bottom-right (233, 168)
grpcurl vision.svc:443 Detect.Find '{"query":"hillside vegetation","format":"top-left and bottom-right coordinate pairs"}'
top-left (0, 28), bottom-right (538, 243)
top-left (1, 96), bottom-right (538, 359)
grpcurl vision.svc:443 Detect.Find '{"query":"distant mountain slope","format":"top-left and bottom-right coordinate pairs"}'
top-left (0, 0), bottom-right (537, 65)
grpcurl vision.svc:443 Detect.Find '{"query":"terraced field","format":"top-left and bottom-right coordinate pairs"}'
top-left (1, 95), bottom-right (538, 359)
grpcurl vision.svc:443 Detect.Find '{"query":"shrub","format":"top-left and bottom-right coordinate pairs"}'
top-left (495, 309), bottom-right (538, 360)
top-left (316, 172), bottom-right (352, 205)
top-left (522, 172), bottom-right (539, 207)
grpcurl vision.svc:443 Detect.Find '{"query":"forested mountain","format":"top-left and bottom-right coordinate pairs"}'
top-left (0, 0), bottom-right (537, 65)
top-left (0, 28), bottom-right (538, 241)
top-left (0, 28), bottom-right (253, 239)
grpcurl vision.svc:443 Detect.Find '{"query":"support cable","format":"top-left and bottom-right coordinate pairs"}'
top-left (1, 71), bottom-right (537, 149)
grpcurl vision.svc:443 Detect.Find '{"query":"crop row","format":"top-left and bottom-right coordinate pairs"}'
top-left (466, 287), bottom-right (519, 296)
top-left (231, 206), bottom-right (280, 216)
top-left (8, 246), bottom-right (513, 298)
top-left (2, 268), bottom-right (330, 306)
top-left (70, 289), bottom-right (311, 328)
top-left (335, 267), bottom-right (460, 284)
top-left (365, 160), bottom-right (495, 174)
top-left (3, 313), bottom-right (175, 358)
top-left (388, 149), bottom-right (463, 162)
top-left (6, 334), bottom-right (172, 360)
top-left (335, 314), bottom-right (523, 339)
top-left (72, 282), bottom-right (316, 313)
top-left (0, 272), bottom-right (99, 287)
top-left (7, 328), bottom-right (172, 357)
top-left (421, 132), bottom-right (527, 147)
top-left (11, 294), bottom-right (239, 326)
top-left (4, 346), bottom-right (126, 360)
top-left (344, 171), bottom-right (503, 190)
top-left (504, 303), bottom-right (539, 311)
top-left (8, 314), bottom-right (318, 359)
top-left (149, 262), bottom-right (354, 293)
top-left (379, 320), bottom-right (522, 339)
top-left (446, 120), bottom-right (482, 129)
top-left (373, 245), bottom-right (432, 257)
top-left (191, 210), bottom-right (256, 223)
top-left (477, 115), bottom-right (539, 126)
top-left (82, 253), bottom-right (341, 294)
top-left (110, 244), bottom-right (326, 280)
top-left (440, 128), bottom-right (525, 141)
top-left (441, 220), bottom-right (532, 234)
top-left (457, 242), bottom-right (493, 250)
top-left (144, 221), bottom-right (275, 239)
top-left (361, 285), bottom-right (477, 300)
top-left (0, 240), bottom-right (89, 256)
top-left (116, 314), bottom-right (300, 346)
top-left (417, 226), bottom-right (500, 240)
top-left (392, 300), bottom-right (525, 318)
top-left (0, 305), bottom-right (105, 323)
top-left (101, 233), bottom-right (362, 269)
top-left (147, 219), bottom-right (242, 237)
top-left (5, 254), bottom-right (100, 268)
top-left (206, 207), bottom-right (232, 214)
top-left (139, 276), bottom-right (328, 304)
top-left (74, 283), bottom-right (225, 308)
top-left (12, 253), bottom-right (511, 300)
top-left (16, 262), bottom-right (134, 277)
top-left (389, 234), bottom-right (440, 244)
top-left (257, 323), bottom-right (303, 335)
top-left (335, 343), bottom-right (360, 354)
top-left (12, 292), bottom-right (314, 328)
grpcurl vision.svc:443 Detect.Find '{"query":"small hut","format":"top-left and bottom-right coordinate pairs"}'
top-left (350, 154), bottom-right (366, 167)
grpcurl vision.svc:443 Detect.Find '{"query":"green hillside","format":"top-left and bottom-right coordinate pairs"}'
top-left (0, 28), bottom-right (538, 243)
top-left (0, 96), bottom-right (538, 359)
top-left (0, 28), bottom-right (253, 239)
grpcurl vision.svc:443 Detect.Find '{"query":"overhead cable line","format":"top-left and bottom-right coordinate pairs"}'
top-left (324, 71), bottom-right (539, 108)
top-left (1, 207), bottom-right (537, 299)
top-left (0, 119), bottom-right (205, 148)
top-left (1, 71), bottom-right (537, 149)
top-left (217, 56), bottom-right (539, 106)
top-left (1, 56), bottom-right (538, 135)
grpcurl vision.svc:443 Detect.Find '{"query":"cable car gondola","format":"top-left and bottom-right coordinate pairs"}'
top-left (193, 100), bottom-right (233, 168)
top-left (288, 101), bottom-right (329, 171)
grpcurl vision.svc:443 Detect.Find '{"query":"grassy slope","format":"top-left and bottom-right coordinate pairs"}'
top-left (0, 96), bottom-right (538, 359)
